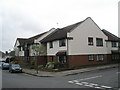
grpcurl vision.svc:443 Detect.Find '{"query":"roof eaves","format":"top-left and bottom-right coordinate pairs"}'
top-left (102, 29), bottom-right (119, 41)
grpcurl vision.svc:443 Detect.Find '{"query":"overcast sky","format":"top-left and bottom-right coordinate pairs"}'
top-left (0, 0), bottom-right (119, 53)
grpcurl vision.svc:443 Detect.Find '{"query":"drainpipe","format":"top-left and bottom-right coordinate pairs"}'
top-left (67, 34), bottom-right (73, 68)
top-left (67, 38), bottom-right (69, 68)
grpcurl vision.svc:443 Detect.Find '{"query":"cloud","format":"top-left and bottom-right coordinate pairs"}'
top-left (0, 0), bottom-right (119, 52)
top-left (1, 2), bottom-right (45, 52)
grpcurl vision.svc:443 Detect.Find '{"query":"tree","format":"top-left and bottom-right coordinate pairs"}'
top-left (31, 44), bottom-right (46, 73)
top-left (32, 44), bottom-right (46, 56)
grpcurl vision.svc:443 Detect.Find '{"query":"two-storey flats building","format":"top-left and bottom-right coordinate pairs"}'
top-left (14, 28), bottom-right (56, 65)
top-left (41, 17), bottom-right (119, 68)
top-left (102, 29), bottom-right (119, 63)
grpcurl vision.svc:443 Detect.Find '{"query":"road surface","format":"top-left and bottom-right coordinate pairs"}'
top-left (2, 67), bottom-right (119, 89)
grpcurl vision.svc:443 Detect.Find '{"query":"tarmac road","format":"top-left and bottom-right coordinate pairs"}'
top-left (2, 67), bottom-right (119, 89)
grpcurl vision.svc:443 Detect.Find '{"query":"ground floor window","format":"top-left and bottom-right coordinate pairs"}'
top-left (32, 56), bottom-right (36, 60)
top-left (88, 55), bottom-right (94, 61)
top-left (50, 56), bottom-right (53, 62)
top-left (57, 56), bottom-right (67, 63)
top-left (112, 54), bottom-right (119, 60)
top-left (23, 56), bottom-right (29, 61)
top-left (96, 55), bottom-right (104, 61)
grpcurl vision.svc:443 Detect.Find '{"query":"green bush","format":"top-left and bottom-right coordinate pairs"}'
top-left (25, 64), bottom-right (35, 69)
top-left (10, 61), bottom-right (18, 64)
top-left (37, 65), bottom-right (44, 69)
top-left (31, 61), bottom-right (35, 65)
top-left (54, 62), bottom-right (63, 69)
top-left (45, 62), bottom-right (55, 69)
top-left (45, 62), bottom-right (63, 69)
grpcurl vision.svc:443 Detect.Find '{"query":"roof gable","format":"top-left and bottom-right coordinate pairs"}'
top-left (14, 32), bottom-right (47, 47)
top-left (14, 38), bottom-right (27, 47)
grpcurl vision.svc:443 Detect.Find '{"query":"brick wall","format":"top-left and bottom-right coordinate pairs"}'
top-left (68, 54), bottom-right (109, 68)
top-left (15, 56), bottom-right (47, 67)
top-left (47, 54), bottom-right (111, 68)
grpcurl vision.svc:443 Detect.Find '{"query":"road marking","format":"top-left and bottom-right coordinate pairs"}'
top-left (84, 84), bottom-right (94, 87)
top-left (89, 83), bottom-right (98, 86)
top-left (76, 75), bottom-right (102, 81)
top-left (68, 80), bottom-right (113, 89)
top-left (68, 81), bottom-right (74, 83)
top-left (75, 82), bottom-right (83, 85)
top-left (94, 86), bottom-right (102, 89)
top-left (68, 75), bottom-right (113, 89)
top-left (101, 85), bottom-right (112, 89)
top-left (116, 72), bottom-right (120, 74)
top-left (73, 80), bottom-right (79, 83)
top-left (81, 82), bottom-right (89, 84)
top-left (69, 75), bottom-right (102, 83)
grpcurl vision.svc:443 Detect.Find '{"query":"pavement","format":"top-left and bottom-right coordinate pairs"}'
top-left (22, 64), bottom-right (118, 77)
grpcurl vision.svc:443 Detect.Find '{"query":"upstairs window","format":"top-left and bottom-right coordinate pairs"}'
top-left (112, 42), bottom-right (117, 47)
top-left (18, 46), bottom-right (21, 51)
top-left (88, 37), bottom-right (93, 46)
top-left (59, 39), bottom-right (66, 47)
top-left (96, 38), bottom-right (103, 46)
top-left (49, 42), bottom-right (53, 48)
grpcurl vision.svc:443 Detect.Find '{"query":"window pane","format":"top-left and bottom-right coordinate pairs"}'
top-left (57, 56), bottom-right (60, 62)
top-left (50, 56), bottom-right (53, 62)
top-left (112, 42), bottom-right (117, 47)
top-left (96, 55), bottom-right (104, 61)
top-left (88, 55), bottom-right (94, 61)
top-left (88, 37), bottom-right (93, 45)
top-left (49, 42), bottom-right (53, 48)
top-left (59, 39), bottom-right (66, 47)
top-left (96, 38), bottom-right (103, 46)
top-left (57, 56), bottom-right (67, 63)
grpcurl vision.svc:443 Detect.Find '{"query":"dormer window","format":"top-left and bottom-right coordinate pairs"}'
top-left (59, 39), bottom-right (66, 47)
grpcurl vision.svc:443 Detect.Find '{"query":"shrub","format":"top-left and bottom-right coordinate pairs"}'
top-left (45, 62), bottom-right (55, 69)
top-left (54, 62), bottom-right (63, 69)
top-left (45, 62), bottom-right (64, 69)
top-left (10, 61), bottom-right (18, 64)
top-left (31, 61), bottom-right (35, 65)
top-left (37, 65), bottom-right (44, 69)
top-left (25, 64), bottom-right (35, 69)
